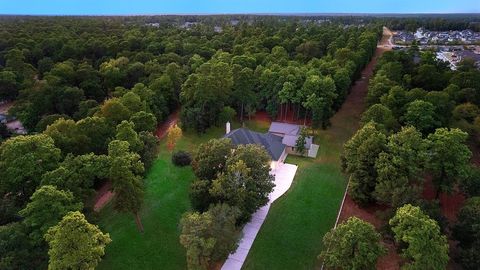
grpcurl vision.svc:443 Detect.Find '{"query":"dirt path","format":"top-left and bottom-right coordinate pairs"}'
top-left (93, 109), bottom-right (180, 212)
top-left (331, 27), bottom-right (400, 269)
top-left (93, 181), bottom-right (114, 212)
top-left (155, 108), bottom-right (180, 139)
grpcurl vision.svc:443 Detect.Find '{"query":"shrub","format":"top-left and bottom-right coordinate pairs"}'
top-left (172, 151), bottom-right (192, 167)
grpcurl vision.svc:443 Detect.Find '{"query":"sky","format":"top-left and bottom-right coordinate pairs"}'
top-left (1, 0), bottom-right (479, 15)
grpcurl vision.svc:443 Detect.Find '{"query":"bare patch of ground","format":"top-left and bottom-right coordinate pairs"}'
top-left (94, 181), bottom-right (114, 212)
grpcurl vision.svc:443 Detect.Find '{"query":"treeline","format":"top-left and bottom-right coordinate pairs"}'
top-left (340, 48), bottom-right (480, 269)
top-left (180, 24), bottom-right (380, 132)
top-left (384, 15), bottom-right (480, 32)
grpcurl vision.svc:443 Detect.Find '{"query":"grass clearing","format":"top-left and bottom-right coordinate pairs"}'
top-left (96, 120), bottom-right (265, 269)
top-left (242, 131), bottom-right (348, 270)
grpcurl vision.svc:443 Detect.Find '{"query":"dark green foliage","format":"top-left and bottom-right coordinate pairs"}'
top-left (374, 127), bottom-right (426, 208)
top-left (172, 151), bottom-right (192, 167)
top-left (217, 106), bottom-right (236, 126)
top-left (0, 134), bottom-right (61, 206)
top-left (19, 185), bottom-right (83, 245)
top-left (389, 204), bottom-right (449, 270)
top-left (108, 140), bottom-right (145, 231)
top-left (294, 128), bottom-right (308, 155)
top-left (191, 138), bottom-right (232, 180)
top-left (320, 217), bottom-right (386, 269)
top-left (0, 122), bottom-right (11, 141)
top-left (403, 100), bottom-right (439, 135)
top-left (361, 104), bottom-right (397, 132)
top-left (190, 139), bottom-right (274, 223)
top-left (179, 204), bottom-right (240, 270)
top-left (343, 122), bottom-right (387, 205)
top-left (41, 153), bottom-right (110, 202)
top-left (35, 114), bottom-right (71, 132)
top-left (130, 111), bottom-right (157, 133)
top-left (460, 166), bottom-right (480, 197)
top-left (426, 128), bottom-right (471, 196)
top-left (0, 222), bottom-right (43, 270)
top-left (453, 197), bottom-right (480, 270)
top-left (138, 131), bottom-right (159, 170)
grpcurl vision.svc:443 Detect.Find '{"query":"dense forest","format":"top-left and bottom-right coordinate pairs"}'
top-left (2, 14), bottom-right (480, 269)
top-left (339, 44), bottom-right (480, 268)
top-left (0, 15), bottom-right (381, 269)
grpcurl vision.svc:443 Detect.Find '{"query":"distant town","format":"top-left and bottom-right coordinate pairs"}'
top-left (393, 28), bottom-right (480, 70)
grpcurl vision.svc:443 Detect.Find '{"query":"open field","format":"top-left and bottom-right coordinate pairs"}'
top-left (96, 120), bottom-right (268, 269)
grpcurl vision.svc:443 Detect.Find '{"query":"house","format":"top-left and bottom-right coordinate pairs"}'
top-left (224, 121), bottom-right (317, 171)
top-left (268, 122), bottom-right (313, 154)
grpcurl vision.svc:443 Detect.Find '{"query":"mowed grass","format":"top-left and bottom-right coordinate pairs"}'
top-left (242, 130), bottom-right (348, 270)
top-left (96, 120), bottom-right (266, 269)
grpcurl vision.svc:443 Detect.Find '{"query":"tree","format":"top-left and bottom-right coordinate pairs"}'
top-left (19, 185), bottom-right (83, 245)
top-left (191, 138), bottom-right (232, 180)
top-left (223, 144), bottom-right (274, 222)
top-left (44, 118), bottom-right (90, 156)
top-left (44, 211), bottom-right (111, 270)
top-left (120, 91), bottom-right (146, 113)
top-left (343, 122), bottom-right (387, 205)
top-left (294, 127), bottom-right (308, 155)
top-left (108, 140), bottom-right (145, 232)
top-left (232, 66), bottom-right (256, 121)
top-left (116, 120), bottom-right (143, 153)
top-left (210, 159), bottom-right (272, 224)
top-left (138, 131), bottom-right (159, 170)
top-left (452, 103), bottom-right (479, 123)
top-left (0, 70), bottom-right (19, 100)
top-left (41, 153), bottom-right (110, 201)
top-left (460, 166), bottom-right (480, 197)
top-left (366, 74), bottom-right (395, 106)
top-left (76, 116), bottom-right (113, 154)
top-left (217, 106), bottom-right (236, 126)
top-left (361, 104), bottom-right (397, 132)
top-left (181, 61), bottom-right (233, 132)
top-left (166, 124), bottom-right (182, 151)
top-left (55, 87), bottom-right (85, 116)
top-left (130, 111), bottom-right (157, 132)
top-left (403, 100), bottom-right (439, 135)
top-left (179, 204), bottom-right (240, 270)
top-left (380, 86), bottom-right (408, 119)
top-left (36, 114), bottom-right (71, 132)
top-left (453, 197), bottom-right (480, 270)
top-left (389, 204), bottom-right (449, 270)
top-left (374, 127), bottom-right (426, 208)
top-left (426, 128), bottom-right (471, 198)
top-left (301, 75), bottom-right (337, 128)
top-left (0, 134), bottom-right (61, 206)
top-left (97, 98), bottom-right (131, 126)
top-left (320, 217), bottom-right (386, 270)
top-left (0, 222), bottom-right (42, 270)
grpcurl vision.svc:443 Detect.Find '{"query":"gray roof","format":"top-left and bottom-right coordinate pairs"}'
top-left (224, 128), bottom-right (286, 161)
top-left (268, 122), bottom-right (300, 136)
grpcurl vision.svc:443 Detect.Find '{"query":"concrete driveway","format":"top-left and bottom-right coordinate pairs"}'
top-left (222, 163), bottom-right (298, 270)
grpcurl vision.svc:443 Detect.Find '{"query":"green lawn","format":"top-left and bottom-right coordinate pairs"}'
top-left (96, 115), bottom-right (354, 270)
top-left (96, 120), bottom-right (265, 269)
top-left (242, 129), bottom-right (348, 270)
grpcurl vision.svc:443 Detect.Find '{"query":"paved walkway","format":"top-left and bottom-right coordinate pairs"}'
top-left (222, 163), bottom-right (298, 270)
top-left (307, 144), bottom-right (319, 158)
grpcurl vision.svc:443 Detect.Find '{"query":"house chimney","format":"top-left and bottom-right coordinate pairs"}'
top-left (226, 121), bottom-right (231, 134)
